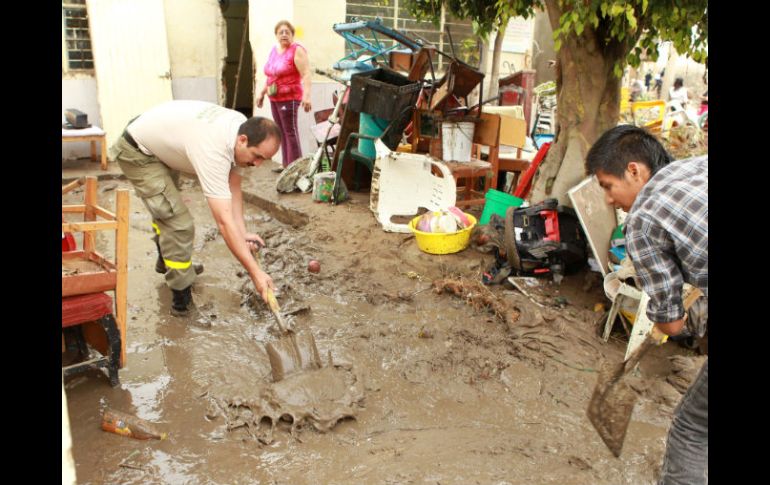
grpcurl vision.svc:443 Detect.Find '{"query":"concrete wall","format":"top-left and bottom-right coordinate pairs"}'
top-left (164, 0), bottom-right (224, 103)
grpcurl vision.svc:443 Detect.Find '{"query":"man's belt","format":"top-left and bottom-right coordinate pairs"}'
top-left (123, 129), bottom-right (140, 150)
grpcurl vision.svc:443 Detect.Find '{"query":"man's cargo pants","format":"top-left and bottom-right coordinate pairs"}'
top-left (109, 136), bottom-right (197, 291)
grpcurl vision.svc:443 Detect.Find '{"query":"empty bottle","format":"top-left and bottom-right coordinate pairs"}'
top-left (101, 408), bottom-right (167, 440)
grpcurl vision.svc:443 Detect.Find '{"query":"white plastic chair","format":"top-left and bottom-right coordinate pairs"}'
top-left (370, 139), bottom-right (457, 233)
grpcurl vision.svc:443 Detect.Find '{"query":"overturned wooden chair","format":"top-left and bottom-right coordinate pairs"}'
top-left (62, 176), bottom-right (128, 386)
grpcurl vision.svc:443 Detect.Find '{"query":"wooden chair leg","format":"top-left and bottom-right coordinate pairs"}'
top-left (100, 136), bottom-right (108, 170)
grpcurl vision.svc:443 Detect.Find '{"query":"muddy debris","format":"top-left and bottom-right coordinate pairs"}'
top-left (433, 277), bottom-right (521, 329)
top-left (666, 354), bottom-right (707, 394)
top-left (208, 364), bottom-right (365, 444)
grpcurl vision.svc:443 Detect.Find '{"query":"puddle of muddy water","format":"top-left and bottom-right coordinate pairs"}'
top-left (63, 180), bottom-right (681, 485)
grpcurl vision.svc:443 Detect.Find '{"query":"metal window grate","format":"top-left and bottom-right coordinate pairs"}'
top-left (63, 1), bottom-right (94, 70)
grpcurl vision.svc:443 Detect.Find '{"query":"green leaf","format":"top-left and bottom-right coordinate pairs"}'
top-left (571, 11), bottom-right (579, 23)
top-left (554, 38), bottom-right (562, 51)
top-left (600, 2), bottom-right (608, 17)
top-left (626, 9), bottom-right (637, 30)
top-left (575, 21), bottom-right (584, 36)
top-left (611, 4), bottom-right (624, 16)
top-left (642, 0), bottom-right (648, 14)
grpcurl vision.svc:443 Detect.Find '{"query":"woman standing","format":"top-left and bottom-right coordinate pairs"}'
top-left (257, 20), bottom-right (312, 169)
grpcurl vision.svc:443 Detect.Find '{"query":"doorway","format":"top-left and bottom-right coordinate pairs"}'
top-left (220, 0), bottom-right (253, 117)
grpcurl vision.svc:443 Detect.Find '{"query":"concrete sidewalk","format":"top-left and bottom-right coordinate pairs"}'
top-left (62, 157), bottom-right (123, 183)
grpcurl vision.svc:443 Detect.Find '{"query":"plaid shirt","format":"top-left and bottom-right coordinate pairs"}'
top-left (625, 155), bottom-right (708, 323)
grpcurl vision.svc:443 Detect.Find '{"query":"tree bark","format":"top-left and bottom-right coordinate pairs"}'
top-left (528, 0), bottom-right (631, 206)
top-left (487, 18), bottom-right (509, 100)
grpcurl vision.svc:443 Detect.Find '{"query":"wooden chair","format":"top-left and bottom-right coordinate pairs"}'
top-left (62, 176), bottom-right (129, 384)
top-left (443, 112), bottom-right (501, 208)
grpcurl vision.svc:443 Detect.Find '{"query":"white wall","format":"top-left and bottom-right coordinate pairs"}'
top-left (62, 75), bottom-right (102, 160)
top-left (164, 0), bottom-right (224, 103)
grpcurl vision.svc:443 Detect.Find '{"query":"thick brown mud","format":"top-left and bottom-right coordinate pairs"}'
top-left (63, 167), bottom-right (704, 484)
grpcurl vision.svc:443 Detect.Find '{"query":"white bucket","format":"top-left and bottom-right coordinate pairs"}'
top-left (441, 121), bottom-right (475, 162)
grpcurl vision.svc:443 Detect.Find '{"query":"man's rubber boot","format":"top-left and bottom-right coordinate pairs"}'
top-left (153, 235), bottom-right (204, 275)
top-left (171, 286), bottom-right (212, 328)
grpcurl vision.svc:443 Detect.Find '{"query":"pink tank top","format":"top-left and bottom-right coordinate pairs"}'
top-left (264, 43), bottom-right (304, 102)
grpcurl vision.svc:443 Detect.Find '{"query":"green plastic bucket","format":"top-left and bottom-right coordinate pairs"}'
top-left (358, 112), bottom-right (389, 158)
top-left (479, 189), bottom-right (524, 225)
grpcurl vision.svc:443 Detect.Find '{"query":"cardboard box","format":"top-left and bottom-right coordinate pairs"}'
top-left (482, 106), bottom-right (527, 148)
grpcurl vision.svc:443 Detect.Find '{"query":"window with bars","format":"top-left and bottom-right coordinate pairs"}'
top-left (345, 0), bottom-right (480, 71)
top-left (63, 0), bottom-right (94, 71)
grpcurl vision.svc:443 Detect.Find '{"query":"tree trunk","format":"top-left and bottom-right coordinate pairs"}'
top-left (487, 19), bottom-right (509, 100)
top-left (528, 1), bottom-right (629, 206)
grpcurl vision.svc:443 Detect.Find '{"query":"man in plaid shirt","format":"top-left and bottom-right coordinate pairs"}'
top-left (586, 125), bottom-right (707, 485)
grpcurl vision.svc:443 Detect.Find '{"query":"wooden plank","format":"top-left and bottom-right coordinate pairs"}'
top-left (93, 205), bottom-right (116, 221)
top-left (472, 112), bottom-right (500, 147)
top-left (62, 221), bottom-right (118, 232)
top-left (62, 272), bottom-right (117, 297)
top-left (567, 176), bottom-right (617, 276)
top-left (83, 177), bottom-right (97, 253)
top-left (115, 189), bottom-right (129, 367)
top-left (62, 178), bottom-right (85, 195)
top-left (61, 135), bottom-right (104, 143)
top-left (62, 205), bottom-right (86, 213)
top-left (100, 136), bottom-right (108, 170)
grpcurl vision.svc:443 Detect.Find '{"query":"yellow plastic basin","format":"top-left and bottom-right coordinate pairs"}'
top-left (409, 213), bottom-right (477, 255)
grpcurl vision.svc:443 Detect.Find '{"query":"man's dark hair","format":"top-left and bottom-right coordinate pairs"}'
top-left (238, 117), bottom-right (282, 146)
top-left (674, 77), bottom-right (684, 89)
top-left (585, 124), bottom-right (673, 178)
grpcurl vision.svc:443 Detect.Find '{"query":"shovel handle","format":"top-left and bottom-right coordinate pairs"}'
top-left (249, 247), bottom-right (289, 334)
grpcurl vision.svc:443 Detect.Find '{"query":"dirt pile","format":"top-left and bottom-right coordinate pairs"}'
top-left (206, 364), bottom-right (365, 444)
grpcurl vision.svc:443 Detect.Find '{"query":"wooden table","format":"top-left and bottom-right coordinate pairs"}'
top-left (62, 125), bottom-right (107, 170)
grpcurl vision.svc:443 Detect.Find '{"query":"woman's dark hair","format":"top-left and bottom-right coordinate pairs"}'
top-left (238, 117), bottom-right (282, 146)
top-left (274, 20), bottom-right (295, 35)
top-left (585, 124), bottom-right (672, 178)
top-left (674, 77), bottom-right (684, 88)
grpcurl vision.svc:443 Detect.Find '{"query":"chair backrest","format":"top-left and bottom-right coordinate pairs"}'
top-left (472, 112), bottom-right (501, 148)
top-left (371, 139), bottom-right (457, 233)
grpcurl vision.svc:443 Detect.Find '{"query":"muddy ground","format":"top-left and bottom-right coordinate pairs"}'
top-left (63, 163), bottom-right (704, 484)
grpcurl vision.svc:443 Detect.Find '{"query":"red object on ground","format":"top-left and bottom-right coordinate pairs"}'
top-left (541, 209), bottom-right (560, 242)
top-left (62, 215), bottom-right (77, 252)
top-left (513, 142), bottom-right (552, 200)
top-left (62, 293), bottom-right (114, 327)
top-left (308, 260), bottom-right (321, 273)
top-left (62, 232), bottom-right (77, 252)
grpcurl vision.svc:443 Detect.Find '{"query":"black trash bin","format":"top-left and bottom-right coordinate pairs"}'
top-left (348, 68), bottom-right (421, 150)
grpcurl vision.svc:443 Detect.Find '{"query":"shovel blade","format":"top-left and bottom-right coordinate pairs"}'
top-left (265, 331), bottom-right (322, 382)
top-left (587, 362), bottom-right (640, 457)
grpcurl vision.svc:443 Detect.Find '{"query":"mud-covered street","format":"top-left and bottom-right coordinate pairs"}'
top-left (63, 163), bottom-right (704, 485)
